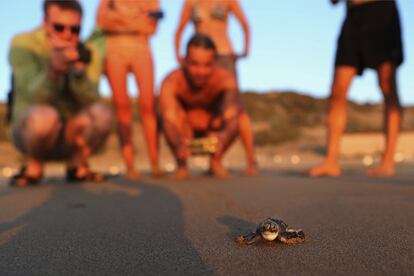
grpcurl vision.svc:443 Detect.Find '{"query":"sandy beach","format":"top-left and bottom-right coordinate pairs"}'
top-left (0, 127), bottom-right (413, 274)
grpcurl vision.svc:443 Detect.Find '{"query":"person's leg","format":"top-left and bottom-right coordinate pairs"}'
top-left (208, 115), bottom-right (240, 177)
top-left (209, 133), bottom-right (238, 177)
top-left (11, 105), bottom-right (61, 185)
top-left (216, 55), bottom-right (238, 81)
top-left (106, 52), bottom-right (140, 179)
top-left (131, 46), bottom-right (161, 177)
top-left (309, 66), bottom-right (357, 176)
top-left (65, 104), bottom-right (112, 181)
top-left (239, 112), bottom-right (258, 176)
top-left (217, 55), bottom-right (257, 175)
top-left (367, 62), bottom-right (401, 176)
top-left (82, 103), bottom-right (113, 151)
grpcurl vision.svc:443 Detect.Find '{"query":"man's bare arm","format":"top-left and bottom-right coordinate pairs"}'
top-left (160, 77), bottom-right (189, 160)
top-left (215, 87), bottom-right (241, 156)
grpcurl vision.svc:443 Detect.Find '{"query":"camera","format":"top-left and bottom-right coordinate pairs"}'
top-left (77, 42), bottom-right (91, 64)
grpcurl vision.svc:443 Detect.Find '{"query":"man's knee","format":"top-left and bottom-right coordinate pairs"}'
top-left (379, 78), bottom-right (393, 95)
top-left (377, 62), bottom-right (397, 93)
top-left (23, 105), bottom-right (61, 138)
top-left (330, 83), bottom-right (348, 103)
top-left (88, 103), bottom-right (113, 133)
top-left (383, 94), bottom-right (402, 112)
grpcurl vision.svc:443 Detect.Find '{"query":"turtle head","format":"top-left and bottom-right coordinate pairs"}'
top-left (260, 218), bottom-right (280, 241)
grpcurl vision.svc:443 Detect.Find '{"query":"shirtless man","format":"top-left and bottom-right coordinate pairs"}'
top-left (160, 34), bottom-right (257, 178)
top-left (175, 0), bottom-right (257, 176)
top-left (309, 0), bottom-right (404, 177)
top-left (97, 0), bottom-right (162, 179)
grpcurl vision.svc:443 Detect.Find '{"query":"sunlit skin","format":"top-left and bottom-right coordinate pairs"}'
top-left (309, 62), bottom-right (402, 177)
top-left (175, 0), bottom-right (250, 61)
top-left (160, 46), bottom-right (257, 179)
top-left (310, 0), bottom-right (402, 177)
top-left (45, 5), bottom-right (82, 78)
top-left (97, 0), bottom-right (162, 179)
top-left (175, 0), bottom-right (256, 176)
top-left (45, 6), bottom-right (80, 46)
top-left (16, 5), bottom-right (103, 185)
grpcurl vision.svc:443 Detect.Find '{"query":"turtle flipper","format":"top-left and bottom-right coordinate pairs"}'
top-left (235, 231), bottom-right (262, 245)
top-left (278, 228), bottom-right (305, 244)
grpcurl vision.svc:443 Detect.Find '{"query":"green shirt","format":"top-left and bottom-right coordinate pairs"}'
top-left (9, 27), bottom-right (105, 122)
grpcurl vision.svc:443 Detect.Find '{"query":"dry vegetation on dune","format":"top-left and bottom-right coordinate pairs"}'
top-left (241, 91), bottom-right (414, 145)
top-left (0, 91), bottom-right (413, 145)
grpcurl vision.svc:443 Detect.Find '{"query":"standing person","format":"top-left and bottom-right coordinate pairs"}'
top-left (160, 34), bottom-right (257, 179)
top-left (175, 0), bottom-right (257, 176)
top-left (8, 0), bottom-right (112, 186)
top-left (97, 0), bottom-right (163, 179)
top-left (309, 0), bottom-right (404, 177)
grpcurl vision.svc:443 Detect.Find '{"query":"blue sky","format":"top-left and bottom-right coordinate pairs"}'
top-left (1, 0), bottom-right (413, 105)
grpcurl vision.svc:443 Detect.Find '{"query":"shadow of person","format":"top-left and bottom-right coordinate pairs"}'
top-left (0, 178), bottom-right (211, 275)
top-left (217, 215), bottom-right (256, 240)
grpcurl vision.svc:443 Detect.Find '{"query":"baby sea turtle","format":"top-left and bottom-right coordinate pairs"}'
top-left (235, 217), bottom-right (305, 245)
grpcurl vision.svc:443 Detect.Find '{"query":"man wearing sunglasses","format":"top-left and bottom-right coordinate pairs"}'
top-left (8, 0), bottom-right (112, 186)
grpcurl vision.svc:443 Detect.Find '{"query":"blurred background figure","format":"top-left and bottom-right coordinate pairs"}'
top-left (8, 0), bottom-right (112, 186)
top-left (175, 0), bottom-right (249, 77)
top-left (160, 34), bottom-right (256, 179)
top-left (97, 0), bottom-right (163, 179)
top-left (310, 0), bottom-right (404, 177)
top-left (175, 0), bottom-right (257, 176)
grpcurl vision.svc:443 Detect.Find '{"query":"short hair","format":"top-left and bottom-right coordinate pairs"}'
top-left (43, 0), bottom-right (83, 18)
top-left (186, 33), bottom-right (217, 56)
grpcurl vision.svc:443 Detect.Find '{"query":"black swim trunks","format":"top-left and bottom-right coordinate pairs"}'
top-left (335, 0), bottom-right (404, 75)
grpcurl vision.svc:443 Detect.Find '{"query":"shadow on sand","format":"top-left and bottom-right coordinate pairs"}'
top-left (0, 178), bottom-right (211, 275)
top-left (217, 215), bottom-right (256, 240)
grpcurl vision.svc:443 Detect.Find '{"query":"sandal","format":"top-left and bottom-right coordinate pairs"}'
top-left (9, 166), bottom-right (42, 187)
top-left (66, 167), bottom-right (105, 183)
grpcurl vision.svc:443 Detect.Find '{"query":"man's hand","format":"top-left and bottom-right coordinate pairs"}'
top-left (176, 140), bottom-right (191, 160)
top-left (47, 37), bottom-right (80, 78)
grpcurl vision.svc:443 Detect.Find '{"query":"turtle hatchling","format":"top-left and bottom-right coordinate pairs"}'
top-left (235, 217), bottom-right (305, 245)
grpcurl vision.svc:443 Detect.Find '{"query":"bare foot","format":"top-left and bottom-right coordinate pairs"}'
top-left (126, 169), bottom-right (143, 180)
top-left (170, 167), bottom-right (190, 180)
top-left (210, 160), bottom-right (230, 178)
top-left (151, 165), bottom-right (165, 178)
top-left (367, 164), bottom-right (395, 177)
top-left (10, 164), bottom-right (43, 187)
top-left (244, 165), bottom-right (259, 176)
top-left (308, 162), bottom-right (341, 177)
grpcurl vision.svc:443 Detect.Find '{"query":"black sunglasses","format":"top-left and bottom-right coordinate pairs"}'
top-left (52, 23), bottom-right (81, 35)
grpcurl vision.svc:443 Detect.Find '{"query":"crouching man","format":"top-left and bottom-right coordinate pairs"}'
top-left (9, 0), bottom-right (112, 186)
top-left (160, 34), bottom-right (257, 178)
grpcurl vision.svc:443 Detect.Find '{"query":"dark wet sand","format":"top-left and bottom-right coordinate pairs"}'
top-left (0, 171), bottom-right (413, 275)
